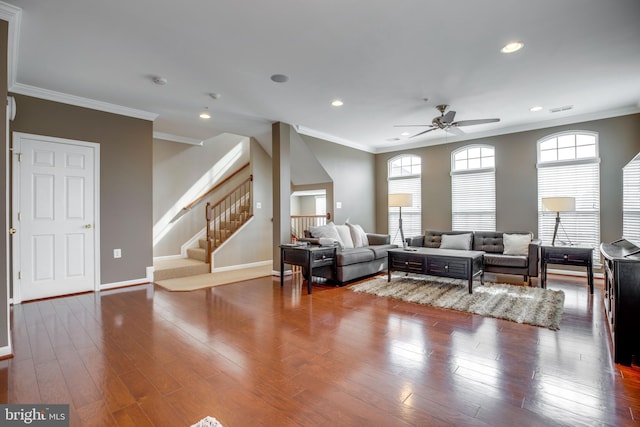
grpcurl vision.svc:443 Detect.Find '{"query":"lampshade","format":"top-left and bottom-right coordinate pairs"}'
top-left (388, 193), bottom-right (412, 208)
top-left (542, 197), bottom-right (575, 212)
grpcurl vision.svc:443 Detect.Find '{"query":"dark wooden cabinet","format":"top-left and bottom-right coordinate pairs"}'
top-left (600, 239), bottom-right (640, 366)
top-left (280, 245), bottom-right (336, 294)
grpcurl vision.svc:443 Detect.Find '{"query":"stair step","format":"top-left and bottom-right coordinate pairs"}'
top-left (187, 247), bottom-right (207, 262)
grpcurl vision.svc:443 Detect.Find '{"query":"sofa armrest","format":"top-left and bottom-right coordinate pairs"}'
top-left (528, 238), bottom-right (542, 277)
top-left (406, 235), bottom-right (425, 247)
top-left (366, 233), bottom-right (390, 245)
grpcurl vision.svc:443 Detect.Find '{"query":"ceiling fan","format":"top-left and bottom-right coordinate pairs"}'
top-left (395, 104), bottom-right (500, 138)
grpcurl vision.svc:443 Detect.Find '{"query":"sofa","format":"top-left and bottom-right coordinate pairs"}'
top-left (300, 222), bottom-right (398, 284)
top-left (407, 229), bottom-right (541, 284)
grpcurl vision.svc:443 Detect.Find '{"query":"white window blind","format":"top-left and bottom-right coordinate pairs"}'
top-left (538, 161), bottom-right (601, 267)
top-left (451, 145), bottom-right (496, 231)
top-left (388, 155), bottom-right (421, 246)
top-left (623, 153), bottom-right (640, 244)
top-left (452, 171), bottom-right (496, 231)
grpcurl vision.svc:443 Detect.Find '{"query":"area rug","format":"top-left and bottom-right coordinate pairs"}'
top-left (350, 274), bottom-right (565, 330)
top-left (156, 264), bottom-right (272, 291)
top-left (191, 416), bottom-right (224, 427)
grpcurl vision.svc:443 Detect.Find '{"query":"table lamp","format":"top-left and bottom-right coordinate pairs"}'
top-left (542, 197), bottom-right (576, 246)
top-left (389, 193), bottom-right (413, 248)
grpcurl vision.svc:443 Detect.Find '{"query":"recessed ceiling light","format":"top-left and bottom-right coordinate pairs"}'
top-left (199, 107), bottom-right (211, 119)
top-left (152, 76), bottom-right (167, 85)
top-left (501, 41), bottom-right (524, 53)
top-left (331, 99), bottom-right (344, 107)
top-left (400, 132), bottom-right (411, 137)
top-left (270, 74), bottom-right (289, 83)
top-left (530, 106), bottom-right (543, 112)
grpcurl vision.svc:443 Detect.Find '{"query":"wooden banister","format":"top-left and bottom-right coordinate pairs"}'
top-left (205, 175), bottom-right (254, 270)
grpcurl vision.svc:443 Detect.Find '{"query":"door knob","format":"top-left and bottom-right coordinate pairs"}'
top-left (85, 224), bottom-right (92, 229)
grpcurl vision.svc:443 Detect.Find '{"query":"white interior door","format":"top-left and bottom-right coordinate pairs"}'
top-left (13, 133), bottom-right (99, 302)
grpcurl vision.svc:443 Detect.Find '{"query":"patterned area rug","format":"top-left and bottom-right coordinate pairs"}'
top-left (351, 274), bottom-right (565, 330)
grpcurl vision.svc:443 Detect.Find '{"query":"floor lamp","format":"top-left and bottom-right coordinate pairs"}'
top-left (389, 193), bottom-right (413, 248)
top-left (542, 197), bottom-right (576, 246)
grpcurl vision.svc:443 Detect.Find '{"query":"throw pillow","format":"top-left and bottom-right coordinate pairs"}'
top-left (439, 233), bottom-right (473, 250)
top-left (503, 233), bottom-right (531, 255)
top-left (335, 224), bottom-right (355, 249)
top-left (308, 222), bottom-right (343, 247)
top-left (346, 223), bottom-right (369, 248)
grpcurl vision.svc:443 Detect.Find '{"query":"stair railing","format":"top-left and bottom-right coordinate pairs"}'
top-left (205, 175), bottom-right (253, 269)
top-left (290, 213), bottom-right (330, 239)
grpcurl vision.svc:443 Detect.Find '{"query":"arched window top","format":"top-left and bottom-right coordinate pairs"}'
top-left (388, 154), bottom-right (421, 178)
top-left (451, 144), bottom-right (495, 172)
top-left (537, 131), bottom-right (598, 164)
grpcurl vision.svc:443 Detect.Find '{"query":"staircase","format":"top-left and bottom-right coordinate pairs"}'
top-left (154, 173), bottom-right (253, 282)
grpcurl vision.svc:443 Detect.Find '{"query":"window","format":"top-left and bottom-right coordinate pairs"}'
top-left (451, 145), bottom-right (496, 231)
top-left (537, 131), bottom-right (600, 266)
top-left (623, 152), bottom-right (640, 244)
top-left (388, 155), bottom-right (421, 245)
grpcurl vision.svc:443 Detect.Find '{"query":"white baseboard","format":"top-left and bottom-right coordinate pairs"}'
top-left (211, 259), bottom-right (271, 273)
top-left (0, 344), bottom-right (12, 358)
top-left (100, 267), bottom-right (153, 290)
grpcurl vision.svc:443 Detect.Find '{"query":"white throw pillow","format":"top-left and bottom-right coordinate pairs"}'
top-left (308, 222), bottom-right (343, 247)
top-left (335, 224), bottom-right (355, 249)
top-left (503, 233), bottom-right (531, 255)
top-left (346, 223), bottom-right (369, 248)
top-left (439, 233), bottom-right (473, 250)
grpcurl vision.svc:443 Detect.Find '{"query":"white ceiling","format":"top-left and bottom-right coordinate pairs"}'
top-left (4, 0), bottom-right (640, 153)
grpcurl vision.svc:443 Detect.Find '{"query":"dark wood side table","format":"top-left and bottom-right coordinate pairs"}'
top-left (540, 245), bottom-right (594, 294)
top-left (280, 245), bottom-right (337, 295)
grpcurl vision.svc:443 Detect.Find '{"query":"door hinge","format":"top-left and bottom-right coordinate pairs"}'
top-left (18, 271), bottom-right (21, 280)
top-left (17, 212), bottom-right (21, 221)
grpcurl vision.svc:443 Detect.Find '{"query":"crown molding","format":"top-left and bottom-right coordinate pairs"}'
top-left (10, 82), bottom-right (158, 121)
top-left (294, 124), bottom-right (375, 153)
top-left (153, 132), bottom-right (203, 145)
top-left (0, 1), bottom-right (21, 88)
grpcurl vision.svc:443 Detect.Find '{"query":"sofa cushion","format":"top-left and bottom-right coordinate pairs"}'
top-left (484, 253), bottom-right (528, 268)
top-left (423, 230), bottom-right (474, 248)
top-left (503, 233), bottom-right (531, 255)
top-left (335, 224), bottom-right (354, 249)
top-left (347, 223), bottom-right (369, 248)
top-left (337, 248), bottom-right (375, 266)
top-left (440, 233), bottom-right (473, 250)
top-left (368, 244), bottom-right (397, 259)
top-left (309, 222), bottom-right (342, 246)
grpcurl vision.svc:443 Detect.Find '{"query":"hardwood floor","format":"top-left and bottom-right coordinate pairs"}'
top-left (1, 273), bottom-right (639, 426)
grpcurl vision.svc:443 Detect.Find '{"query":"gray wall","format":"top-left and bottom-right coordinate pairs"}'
top-left (9, 94), bottom-right (153, 285)
top-left (1, 20), bottom-right (8, 352)
top-left (301, 134), bottom-right (377, 231)
top-left (375, 114), bottom-right (640, 247)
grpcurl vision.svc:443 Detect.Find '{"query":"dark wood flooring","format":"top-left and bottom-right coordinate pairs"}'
top-left (1, 272), bottom-right (639, 426)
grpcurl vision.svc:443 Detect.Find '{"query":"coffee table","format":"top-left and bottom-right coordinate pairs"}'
top-left (388, 247), bottom-right (484, 294)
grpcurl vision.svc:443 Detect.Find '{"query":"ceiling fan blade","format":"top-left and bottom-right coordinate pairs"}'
top-left (393, 124), bottom-right (432, 127)
top-left (410, 127), bottom-right (439, 138)
top-left (442, 110), bottom-right (456, 124)
top-left (452, 118), bottom-right (500, 127)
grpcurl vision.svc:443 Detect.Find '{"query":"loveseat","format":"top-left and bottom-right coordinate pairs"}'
top-left (406, 229), bottom-right (541, 284)
top-left (300, 222), bottom-right (398, 284)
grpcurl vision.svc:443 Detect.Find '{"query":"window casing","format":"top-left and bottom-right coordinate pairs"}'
top-left (388, 155), bottom-right (421, 246)
top-left (623, 152), bottom-right (640, 245)
top-left (451, 145), bottom-right (496, 231)
top-left (537, 131), bottom-right (600, 266)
